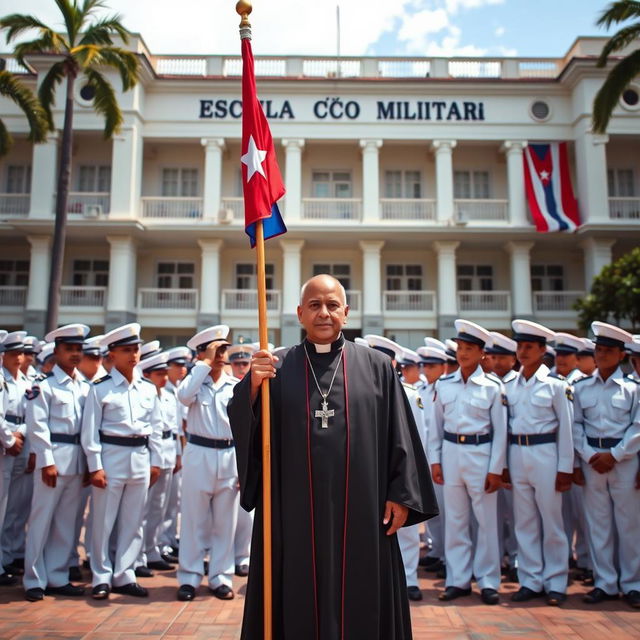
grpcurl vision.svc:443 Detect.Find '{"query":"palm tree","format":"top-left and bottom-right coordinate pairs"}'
top-left (0, 63), bottom-right (48, 156)
top-left (0, 0), bottom-right (140, 332)
top-left (592, 0), bottom-right (640, 133)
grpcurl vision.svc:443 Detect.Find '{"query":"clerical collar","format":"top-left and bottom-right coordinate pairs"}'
top-left (305, 333), bottom-right (345, 354)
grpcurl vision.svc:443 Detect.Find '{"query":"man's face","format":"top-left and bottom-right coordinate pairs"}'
top-left (423, 362), bottom-right (445, 384)
top-left (21, 353), bottom-right (35, 370)
top-left (297, 278), bottom-right (349, 344)
top-left (54, 343), bottom-right (83, 370)
top-left (148, 369), bottom-right (168, 389)
top-left (594, 344), bottom-right (624, 371)
top-left (3, 350), bottom-right (24, 371)
top-left (516, 341), bottom-right (546, 369)
top-left (110, 344), bottom-right (140, 370)
top-left (231, 359), bottom-right (250, 380)
top-left (455, 340), bottom-right (484, 370)
top-left (79, 354), bottom-right (102, 379)
top-left (576, 354), bottom-right (596, 375)
top-left (555, 353), bottom-right (577, 376)
top-left (492, 355), bottom-right (517, 379)
top-left (168, 362), bottom-right (187, 384)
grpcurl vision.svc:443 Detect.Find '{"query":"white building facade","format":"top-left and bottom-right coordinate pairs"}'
top-left (0, 36), bottom-right (639, 348)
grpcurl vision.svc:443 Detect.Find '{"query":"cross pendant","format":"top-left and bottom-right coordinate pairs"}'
top-left (314, 399), bottom-right (335, 429)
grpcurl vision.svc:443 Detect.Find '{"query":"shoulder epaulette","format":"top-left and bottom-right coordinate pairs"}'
top-left (141, 377), bottom-right (154, 384)
top-left (35, 372), bottom-right (53, 382)
top-left (548, 372), bottom-right (566, 381)
top-left (484, 373), bottom-right (501, 386)
top-left (94, 374), bottom-right (112, 385)
top-left (402, 381), bottom-right (416, 391)
top-left (439, 374), bottom-right (454, 381)
top-left (625, 375), bottom-right (640, 385)
top-left (573, 375), bottom-right (592, 385)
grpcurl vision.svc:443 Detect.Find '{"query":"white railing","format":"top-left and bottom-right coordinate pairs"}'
top-left (221, 197), bottom-right (245, 220)
top-left (518, 60), bottom-right (562, 78)
top-left (449, 59), bottom-right (502, 78)
top-left (302, 198), bottom-right (362, 221)
top-left (458, 291), bottom-right (511, 312)
top-left (302, 58), bottom-right (361, 78)
top-left (137, 288), bottom-right (198, 310)
top-left (141, 197), bottom-right (203, 219)
top-left (533, 291), bottom-right (584, 313)
top-left (383, 291), bottom-right (437, 312)
top-left (455, 199), bottom-right (509, 222)
top-left (380, 198), bottom-right (436, 221)
top-left (155, 57), bottom-right (207, 75)
top-left (222, 57), bottom-right (287, 77)
top-left (609, 197), bottom-right (640, 220)
top-left (66, 192), bottom-right (110, 216)
top-left (60, 286), bottom-right (106, 307)
top-left (378, 59), bottom-right (430, 78)
top-left (346, 290), bottom-right (361, 312)
top-left (0, 286), bottom-right (27, 307)
top-left (222, 289), bottom-right (281, 312)
top-left (0, 194), bottom-right (30, 217)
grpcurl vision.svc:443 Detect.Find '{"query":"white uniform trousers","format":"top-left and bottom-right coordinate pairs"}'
top-left (498, 488), bottom-right (518, 567)
top-left (562, 485), bottom-right (590, 569)
top-left (441, 441), bottom-right (500, 590)
top-left (141, 468), bottom-right (173, 564)
top-left (234, 508), bottom-right (254, 566)
top-left (398, 524), bottom-right (421, 587)
top-left (582, 455), bottom-right (640, 595)
top-left (2, 442), bottom-right (33, 563)
top-left (160, 469), bottom-right (181, 552)
top-left (0, 454), bottom-right (15, 567)
top-left (177, 445), bottom-right (239, 589)
top-left (510, 443), bottom-right (569, 593)
top-left (24, 473), bottom-right (83, 589)
top-left (71, 486), bottom-right (91, 566)
top-left (425, 481), bottom-right (445, 560)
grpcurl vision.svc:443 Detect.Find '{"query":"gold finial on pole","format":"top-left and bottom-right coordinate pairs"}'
top-left (236, 0), bottom-right (252, 28)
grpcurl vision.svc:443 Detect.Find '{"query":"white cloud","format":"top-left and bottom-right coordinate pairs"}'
top-left (444, 0), bottom-right (505, 14)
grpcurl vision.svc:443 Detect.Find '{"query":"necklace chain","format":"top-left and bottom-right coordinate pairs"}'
top-left (303, 343), bottom-right (344, 403)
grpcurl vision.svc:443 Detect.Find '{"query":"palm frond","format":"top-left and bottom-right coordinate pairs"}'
top-left (53, 0), bottom-right (78, 45)
top-left (72, 43), bottom-right (102, 68)
top-left (592, 49), bottom-right (640, 133)
top-left (79, 15), bottom-right (130, 46)
top-left (13, 33), bottom-right (68, 72)
top-left (88, 46), bottom-right (139, 90)
top-left (0, 14), bottom-right (52, 42)
top-left (37, 60), bottom-right (67, 129)
top-left (84, 68), bottom-right (122, 138)
top-left (597, 1), bottom-right (640, 29)
top-left (0, 70), bottom-right (50, 143)
top-left (0, 117), bottom-right (11, 156)
top-left (597, 23), bottom-right (640, 66)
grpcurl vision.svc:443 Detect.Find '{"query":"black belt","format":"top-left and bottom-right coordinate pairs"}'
top-left (587, 436), bottom-right (622, 449)
top-left (187, 433), bottom-right (234, 449)
top-left (50, 433), bottom-right (81, 445)
top-left (99, 432), bottom-right (149, 447)
top-left (5, 415), bottom-right (24, 425)
top-left (162, 430), bottom-right (173, 440)
top-left (444, 431), bottom-right (492, 445)
top-left (510, 433), bottom-right (557, 446)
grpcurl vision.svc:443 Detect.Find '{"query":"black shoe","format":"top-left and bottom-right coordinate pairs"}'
top-left (4, 561), bottom-right (23, 576)
top-left (68, 566), bottom-right (83, 582)
top-left (438, 586), bottom-right (471, 601)
top-left (209, 584), bottom-right (234, 600)
top-left (177, 584), bottom-right (196, 601)
top-left (506, 567), bottom-right (519, 583)
top-left (407, 586), bottom-right (423, 601)
top-left (25, 587), bottom-right (45, 602)
top-left (582, 570), bottom-right (594, 587)
top-left (583, 588), bottom-right (619, 604)
top-left (92, 583), bottom-right (110, 600)
top-left (546, 591), bottom-right (566, 606)
top-left (0, 572), bottom-right (17, 587)
top-left (170, 545), bottom-right (180, 556)
top-left (420, 556), bottom-right (442, 569)
top-left (625, 590), bottom-right (640, 609)
top-left (235, 564), bottom-right (249, 577)
top-left (147, 560), bottom-right (173, 571)
top-left (573, 566), bottom-right (590, 581)
top-left (45, 583), bottom-right (86, 597)
top-left (112, 583), bottom-right (148, 598)
top-left (511, 587), bottom-right (545, 602)
top-left (162, 553), bottom-right (179, 564)
top-left (424, 559), bottom-right (445, 573)
top-left (481, 588), bottom-right (500, 605)
top-left (436, 566), bottom-right (447, 579)
top-left (134, 566), bottom-right (154, 578)
top-left (82, 559), bottom-right (91, 570)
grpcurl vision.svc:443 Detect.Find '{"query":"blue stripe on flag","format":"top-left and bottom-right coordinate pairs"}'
top-left (542, 182), bottom-right (569, 231)
top-left (245, 203), bottom-right (288, 248)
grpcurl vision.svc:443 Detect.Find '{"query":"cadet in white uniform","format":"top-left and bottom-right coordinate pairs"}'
top-left (428, 320), bottom-right (507, 605)
top-left (176, 325), bottom-right (239, 602)
top-left (23, 324), bottom-right (91, 601)
top-left (505, 320), bottom-right (574, 606)
top-left (81, 323), bottom-right (163, 599)
top-left (626, 336), bottom-right (640, 381)
top-left (574, 322), bottom-right (640, 608)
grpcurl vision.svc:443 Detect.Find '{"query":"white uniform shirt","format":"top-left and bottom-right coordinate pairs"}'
top-left (166, 378), bottom-right (188, 425)
top-left (572, 367), bottom-right (640, 464)
top-left (402, 382), bottom-right (426, 451)
top-left (1, 367), bottom-right (30, 448)
top-left (156, 387), bottom-right (181, 469)
top-left (26, 364), bottom-right (90, 474)
top-left (502, 364), bottom-right (574, 474)
top-left (81, 367), bottom-right (164, 473)
top-left (428, 365), bottom-right (508, 475)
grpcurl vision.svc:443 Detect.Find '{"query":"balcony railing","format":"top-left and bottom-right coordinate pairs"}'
top-left (383, 290), bottom-right (436, 313)
top-left (221, 197), bottom-right (245, 220)
top-left (346, 290), bottom-right (361, 312)
top-left (0, 286), bottom-right (27, 307)
top-left (60, 286), bottom-right (106, 307)
top-left (380, 199), bottom-right (436, 221)
top-left (141, 197), bottom-right (203, 219)
top-left (609, 197), bottom-right (640, 220)
top-left (66, 192), bottom-right (110, 216)
top-left (458, 291), bottom-right (511, 312)
top-left (137, 288), bottom-right (198, 310)
top-left (533, 291), bottom-right (585, 313)
top-left (302, 198), bottom-right (362, 221)
top-left (0, 194), bottom-right (30, 217)
top-left (222, 289), bottom-right (281, 312)
top-left (455, 199), bottom-right (509, 222)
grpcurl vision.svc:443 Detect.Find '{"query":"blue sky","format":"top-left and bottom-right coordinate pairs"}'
top-left (2, 0), bottom-right (621, 58)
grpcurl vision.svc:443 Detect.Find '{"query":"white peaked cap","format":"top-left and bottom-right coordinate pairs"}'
top-left (354, 337), bottom-right (369, 348)
top-left (453, 319), bottom-right (493, 349)
top-left (552, 332), bottom-right (584, 354)
top-left (102, 323), bottom-right (142, 350)
top-left (591, 321), bottom-right (633, 349)
top-left (140, 340), bottom-right (162, 360)
top-left (45, 324), bottom-right (90, 344)
top-left (399, 348), bottom-right (421, 365)
top-left (511, 319), bottom-right (555, 344)
top-left (417, 346), bottom-right (447, 363)
top-left (187, 325), bottom-right (230, 352)
top-left (424, 337), bottom-right (447, 351)
top-left (139, 351), bottom-right (169, 373)
top-left (36, 342), bottom-right (55, 363)
top-left (364, 334), bottom-right (404, 360)
top-left (487, 332), bottom-right (517, 355)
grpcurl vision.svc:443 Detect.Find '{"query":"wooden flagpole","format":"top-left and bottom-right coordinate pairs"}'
top-left (236, 4), bottom-right (272, 638)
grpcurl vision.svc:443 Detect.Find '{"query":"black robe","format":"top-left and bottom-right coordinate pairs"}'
top-left (228, 335), bottom-right (438, 640)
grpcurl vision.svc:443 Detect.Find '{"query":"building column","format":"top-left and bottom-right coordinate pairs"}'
top-left (197, 239), bottom-right (222, 329)
top-left (106, 236), bottom-right (137, 329)
top-left (574, 128), bottom-right (609, 224)
top-left (280, 239), bottom-right (305, 345)
top-left (431, 140), bottom-right (457, 223)
top-left (360, 241), bottom-right (384, 335)
top-left (502, 141), bottom-right (529, 226)
top-left (506, 241), bottom-right (534, 318)
top-left (29, 132), bottom-right (58, 219)
top-left (24, 235), bottom-right (52, 335)
top-left (282, 139), bottom-right (304, 221)
top-left (434, 241), bottom-right (460, 337)
top-left (360, 140), bottom-right (383, 222)
top-left (110, 124), bottom-right (143, 218)
top-left (581, 237), bottom-right (615, 290)
top-left (201, 138), bottom-right (226, 221)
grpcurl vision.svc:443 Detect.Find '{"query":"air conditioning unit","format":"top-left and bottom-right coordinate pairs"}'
top-left (83, 204), bottom-right (103, 218)
top-left (218, 208), bottom-right (234, 224)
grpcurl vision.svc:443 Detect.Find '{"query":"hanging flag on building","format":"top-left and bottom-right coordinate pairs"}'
top-left (240, 37), bottom-right (286, 247)
top-left (523, 142), bottom-right (580, 232)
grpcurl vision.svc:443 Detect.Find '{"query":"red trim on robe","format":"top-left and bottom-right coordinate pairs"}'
top-left (341, 349), bottom-right (350, 640)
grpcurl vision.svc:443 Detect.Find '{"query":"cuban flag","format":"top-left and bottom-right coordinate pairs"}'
top-left (240, 37), bottom-right (286, 247)
top-left (523, 143), bottom-right (580, 232)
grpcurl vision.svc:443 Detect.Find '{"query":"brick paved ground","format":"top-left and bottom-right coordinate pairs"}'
top-left (1, 565), bottom-right (639, 639)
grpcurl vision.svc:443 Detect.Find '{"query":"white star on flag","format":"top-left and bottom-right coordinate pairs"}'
top-left (540, 170), bottom-right (550, 180)
top-left (241, 134), bottom-right (267, 182)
